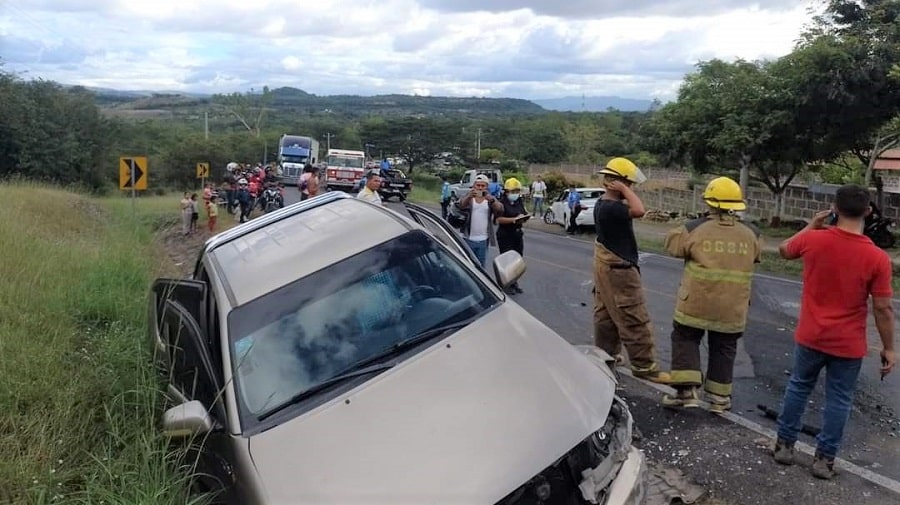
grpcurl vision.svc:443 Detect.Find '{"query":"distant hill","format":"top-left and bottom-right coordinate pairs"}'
top-left (532, 96), bottom-right (655, 112)
top-left (89, 86), bottom-right (546, 118)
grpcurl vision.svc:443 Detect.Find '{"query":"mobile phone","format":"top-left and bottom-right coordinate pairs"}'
top-left (826, 211), bottom-right (838, 225)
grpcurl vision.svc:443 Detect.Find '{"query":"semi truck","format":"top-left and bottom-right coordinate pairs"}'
top-left (277, 135), bottom-right (319, 186)
top-left (324, 149), bottom-right (366, 192)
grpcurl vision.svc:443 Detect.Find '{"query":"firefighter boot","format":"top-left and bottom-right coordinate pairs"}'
top-left (662, 386), bottom-right (700, 409)
top-left (632, 366), bottom-right (672, 385)
top-left (706, 393), bottom-right (732, 414)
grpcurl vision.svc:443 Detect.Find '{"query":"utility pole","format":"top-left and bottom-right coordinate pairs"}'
top-left (476, 128), bottom-right (482, 162)
top-left (323, 132), bottom-right (334, 152)
top-left (204, 111), bottom-right (209, 140)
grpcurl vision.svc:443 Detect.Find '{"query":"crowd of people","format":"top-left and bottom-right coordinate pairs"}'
top-left (429, 156), bottom-right (896, 481)
top-left (184, 157), bottom-right (896, 481)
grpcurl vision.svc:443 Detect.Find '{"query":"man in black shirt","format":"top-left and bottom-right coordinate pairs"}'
top-left (496, 177), bottom-right (529, 294)
top-left (592, 158), bottom-right (670, 384)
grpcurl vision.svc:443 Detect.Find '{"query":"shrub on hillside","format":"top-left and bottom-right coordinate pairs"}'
top-left (540, 171), bottom-right (574, 196)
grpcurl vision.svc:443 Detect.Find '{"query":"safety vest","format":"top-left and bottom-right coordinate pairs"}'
top-left (665, 216), bottom-right (762, 333)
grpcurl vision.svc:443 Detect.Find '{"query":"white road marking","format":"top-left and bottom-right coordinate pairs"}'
top-left (618, 368), bottom-right (900, 497)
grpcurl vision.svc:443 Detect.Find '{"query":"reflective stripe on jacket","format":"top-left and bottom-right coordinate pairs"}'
top-left (665, 215), bottom-right (762, 333)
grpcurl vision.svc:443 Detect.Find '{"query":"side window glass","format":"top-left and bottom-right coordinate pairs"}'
top-left (163, 303), bottom-right (219, 408)
top-left (462, 173), bottom-right (470, 184)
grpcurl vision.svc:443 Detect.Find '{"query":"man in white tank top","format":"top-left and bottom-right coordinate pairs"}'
top-left (458, 175), bottom-right (502, 267)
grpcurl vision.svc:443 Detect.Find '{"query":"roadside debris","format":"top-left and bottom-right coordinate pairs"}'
top-left (645, 462), bottom-right (706, 505)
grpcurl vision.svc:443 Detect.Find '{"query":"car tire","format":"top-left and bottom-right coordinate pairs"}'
top-left (542, 209), bottom-right (554, 225)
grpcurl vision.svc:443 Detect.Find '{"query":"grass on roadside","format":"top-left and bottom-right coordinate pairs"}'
top-left (0, 183), bottom-right (197, 504)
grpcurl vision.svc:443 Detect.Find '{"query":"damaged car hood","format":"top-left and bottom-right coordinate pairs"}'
top-left (247, 302), bottom-right (616, 504)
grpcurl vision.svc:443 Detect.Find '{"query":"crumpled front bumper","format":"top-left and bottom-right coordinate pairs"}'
top-left (578, 397), bottom-right (648, 505)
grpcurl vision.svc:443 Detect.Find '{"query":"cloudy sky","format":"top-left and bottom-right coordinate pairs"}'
top-left (0, 0), bottom-right (818, 101)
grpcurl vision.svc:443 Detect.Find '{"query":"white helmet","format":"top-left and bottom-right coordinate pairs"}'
top-left (237, 178), bottom-right (248, 185)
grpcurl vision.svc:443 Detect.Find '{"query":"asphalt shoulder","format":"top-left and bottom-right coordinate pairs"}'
top-left (621, 375), bottom-right (899, 505)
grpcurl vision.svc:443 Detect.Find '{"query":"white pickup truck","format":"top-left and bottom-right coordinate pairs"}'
top-left (448, 168), bottom-right (503, 199)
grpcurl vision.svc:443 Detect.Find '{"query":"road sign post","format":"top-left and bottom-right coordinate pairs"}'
top-left (130, 158), bottom-right (135, 213)
top-left (196, 162), bottom-right (210, 193)
top-left (119, 156), bottom-right (148, 215)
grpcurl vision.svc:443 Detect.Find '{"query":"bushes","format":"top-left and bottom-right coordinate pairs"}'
top-left (539, 171), bottom-right (575, 196)
top-left (411, 172), bottom-right (442, 191)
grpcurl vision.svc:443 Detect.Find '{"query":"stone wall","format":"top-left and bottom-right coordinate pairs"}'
top-left (527, 163), bottom-right (900, 221)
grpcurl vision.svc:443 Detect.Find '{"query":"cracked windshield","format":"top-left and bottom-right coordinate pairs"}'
top-left (2, 0), bottom-right (899, 504)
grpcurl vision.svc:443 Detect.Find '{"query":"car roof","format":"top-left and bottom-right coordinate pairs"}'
top-left (203, 193), bottom-right (416, 307)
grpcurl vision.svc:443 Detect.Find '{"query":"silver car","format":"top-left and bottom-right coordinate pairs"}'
top-left (150, 192), bottom-right (647, 504)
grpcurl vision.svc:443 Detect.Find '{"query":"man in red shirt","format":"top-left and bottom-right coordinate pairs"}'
top-left (773, 184), bottom-right (895, 479)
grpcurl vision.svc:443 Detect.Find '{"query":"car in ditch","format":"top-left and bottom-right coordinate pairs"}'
top-left (149, 191), bottom-right (647, 505)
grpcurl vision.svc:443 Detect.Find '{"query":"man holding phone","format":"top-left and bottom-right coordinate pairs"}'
top-left (496, 177), bottom-right (530, 294)
top-left (458, 175), bottom-right (503, 268)
top-left (773, 184), bottom-right (895, 479)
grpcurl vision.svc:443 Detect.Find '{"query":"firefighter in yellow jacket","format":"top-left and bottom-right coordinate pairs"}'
top-left (662, 176), bottom-right (762, 413)
top-left (593, 157), bottom-right (671, 384)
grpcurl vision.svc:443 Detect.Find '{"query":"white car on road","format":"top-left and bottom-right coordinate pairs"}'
top-left (547, 187), bottom-right (606, 230)
top-left (150, 192), bottom-right (646, 504)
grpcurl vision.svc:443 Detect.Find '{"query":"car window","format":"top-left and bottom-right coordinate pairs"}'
top-left (227, 231), bottom-right (500, 426)
top-left (162, 302), bottom-right (219, 409)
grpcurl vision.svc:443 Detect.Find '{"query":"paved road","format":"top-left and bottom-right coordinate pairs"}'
top-left (284, 190), bottom-right (900, 498)
top-left (507, 223), bottom-right (900, 481)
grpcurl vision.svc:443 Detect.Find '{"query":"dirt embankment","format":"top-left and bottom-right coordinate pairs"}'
top-left (157, 224), bottom-right (213, 278)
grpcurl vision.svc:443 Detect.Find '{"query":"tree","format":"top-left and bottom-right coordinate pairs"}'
top-left (644, 60), bottom-right (772, 192)
top-left (212, 86), bottom-right (273, 137)
top-left (359, 117), bottom-right (462, 173)
top-left (479, 148), bottom-right (504, 163)
top-left (803, 0), bottom-right (900, 174)
top-left (563, 118), bottom-right (603, 164)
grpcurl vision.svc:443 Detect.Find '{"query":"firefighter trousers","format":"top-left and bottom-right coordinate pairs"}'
top-left (592, 243), bottom-right (660, 374)
top-left (670, 320), bottom-right (741, 397)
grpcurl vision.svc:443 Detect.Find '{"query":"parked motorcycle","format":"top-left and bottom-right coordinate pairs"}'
top-left (865, 202), bottom-right (895, 249)
top-left (262, 187), bottom-right (284, 214)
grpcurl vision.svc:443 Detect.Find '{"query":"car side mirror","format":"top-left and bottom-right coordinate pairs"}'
top-left (163, 400), bottom-right (213, 438)
top-left (493, 251), bottom-right (526, 290)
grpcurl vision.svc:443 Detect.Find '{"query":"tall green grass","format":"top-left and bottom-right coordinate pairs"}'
top-left (0, 183), bottom-right (197, 504)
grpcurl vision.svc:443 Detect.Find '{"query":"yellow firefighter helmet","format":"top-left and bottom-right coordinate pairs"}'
top-left (597, 157), bottom-right (647, 184)
top-left (703, 176), bottom-right (746, 211)
top-left (504, 177), bottom-right (522, 191)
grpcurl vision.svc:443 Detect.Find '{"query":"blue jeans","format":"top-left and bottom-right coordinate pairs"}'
top-left (532, 197), bottom-right (544, 215)
top-left (776, 344), bottom-right (862, 458)
top-left (465, 239), bottom-right (488, 268)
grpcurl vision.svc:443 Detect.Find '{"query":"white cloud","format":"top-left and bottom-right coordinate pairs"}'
top-left (281, 56), bottom-right (302, 71)
top-left (0, 0), bottom-right (820, 100)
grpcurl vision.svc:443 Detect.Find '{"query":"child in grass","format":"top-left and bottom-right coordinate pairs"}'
top-left (189, 193), bottom-right (199, 234)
